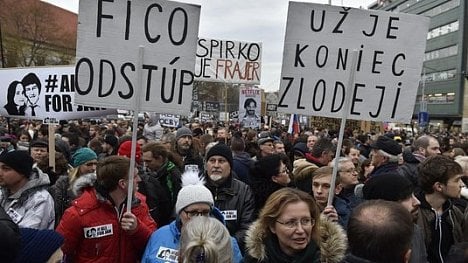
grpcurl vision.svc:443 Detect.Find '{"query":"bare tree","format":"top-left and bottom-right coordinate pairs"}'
top-left (0, 0), bottom-right (75, 67)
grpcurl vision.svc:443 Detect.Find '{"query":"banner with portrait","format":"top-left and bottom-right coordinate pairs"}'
top-left (239, 87), bottom-right (261, 129)
top-left (0, 66), bottom-right (117, 120)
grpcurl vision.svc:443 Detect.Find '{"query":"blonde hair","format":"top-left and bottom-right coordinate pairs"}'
top-left (256, 188), bottom-right (321, 245)
top-left (68, 166), bottom-right (80, 189)
top-left (179, 216), bottom-right (233, 263)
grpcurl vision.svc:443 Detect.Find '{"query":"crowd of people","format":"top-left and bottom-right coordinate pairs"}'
top-left (0, 116), bottom-right (467, 263)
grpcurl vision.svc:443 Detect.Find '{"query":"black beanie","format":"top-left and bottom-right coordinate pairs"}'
top-left (0, 150), bottom-right (33, 177)
top-left (206, 143), bottom-right (233, 168)
top-left (104, 134), bottom-right (119, 149)
top-left (363, 173), bottom-right (414, 202)
top-left (253, 154), bottom-right (282, 179)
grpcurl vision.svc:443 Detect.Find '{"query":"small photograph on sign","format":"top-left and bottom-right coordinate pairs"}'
top-left (239, 87), bottom-right (261, 129)
top-left (4, 72), bottom-right (41, 117)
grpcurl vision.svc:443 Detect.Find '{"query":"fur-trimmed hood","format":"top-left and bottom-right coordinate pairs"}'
top-left (71, 172), bottom-right (96, 197)
top-left (245, 215), bottom-right (348, 263)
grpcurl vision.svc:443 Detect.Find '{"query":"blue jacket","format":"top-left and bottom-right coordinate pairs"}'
top-left (233, 152), bottom-right (254, 185)
top-left (334, 196), bottom-right (351, 230)
top-left (141, 211), bottom-right (243, 263)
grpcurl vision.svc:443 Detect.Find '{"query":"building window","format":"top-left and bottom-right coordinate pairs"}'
top-left (424, 69), bottom-right (457, 82)
top-left (417, 93), bottom-right (455, 104)
top-left (424, 45), bottom-right (458, 61)
top-left (422, 0), bottom-right (460, 17)
top-left (427, 20), bottom-right (459, 40)
top-left (393, 0), bottom-right (424, 12)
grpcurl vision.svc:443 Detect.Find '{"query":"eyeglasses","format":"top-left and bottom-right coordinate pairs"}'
top-left (183, 209), bottom-right (211, 218)
top-left (276, 217), bottom-right (315, 229)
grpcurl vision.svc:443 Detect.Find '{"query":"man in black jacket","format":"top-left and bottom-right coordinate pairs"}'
top-left (141, 142), bottom-right (182, 226)
top-left (204, 143), bottom-right (255, 253)
top-left (416, 155), bottom-right (467, 263)
top-left (363, 173), bottom-right (427, 263)
top-left (398, 135), bottom-right (440, 189)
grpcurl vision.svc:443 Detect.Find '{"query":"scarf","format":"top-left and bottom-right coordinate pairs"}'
top-left (264, 235), bottom-right (321, 263)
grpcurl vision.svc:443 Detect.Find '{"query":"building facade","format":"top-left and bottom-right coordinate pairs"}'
top-left (0, 0), bottom-right (77, 67)
top-left (370, 0), bottom-right (467, 132)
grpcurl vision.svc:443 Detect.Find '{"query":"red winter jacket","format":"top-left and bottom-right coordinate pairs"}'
top-left (56, 188), bottom-right (157, 263)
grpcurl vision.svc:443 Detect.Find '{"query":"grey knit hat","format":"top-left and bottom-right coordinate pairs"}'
top-left (176, 127), bottom-right (193, 140)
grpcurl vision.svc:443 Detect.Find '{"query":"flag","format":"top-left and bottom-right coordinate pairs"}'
top-left (288, 114), bottom-right (300, 135)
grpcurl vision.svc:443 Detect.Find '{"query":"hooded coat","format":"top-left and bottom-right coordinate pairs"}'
top-left (0, 166), bottom-right (54, 229)
top-left (49, 172), bottom-right (96, 226)
top-left (244, 215), bottom-right (348, 263)
top-left (56, 188), bottom-right (157, 263)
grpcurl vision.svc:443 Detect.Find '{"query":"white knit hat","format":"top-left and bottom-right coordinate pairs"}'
top-left (175, 170), bottom-right (214, 215)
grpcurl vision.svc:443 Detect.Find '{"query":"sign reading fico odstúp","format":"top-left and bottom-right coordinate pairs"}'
top-left (74, 0), bottom-right (201, 115)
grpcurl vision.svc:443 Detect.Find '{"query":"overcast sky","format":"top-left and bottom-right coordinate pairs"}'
top-left (43, 0), bottom-right (377, 92)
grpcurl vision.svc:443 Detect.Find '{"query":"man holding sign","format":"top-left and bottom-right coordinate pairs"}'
top-left (57, 156), bottom-right (157, 262)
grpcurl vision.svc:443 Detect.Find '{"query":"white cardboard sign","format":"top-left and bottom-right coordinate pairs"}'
top-left (195, 38), bottom-right (262, 84)
top-left (74, 0), bottom-right (201, 115)
top-left (278, 3), bottom-right (430, 123)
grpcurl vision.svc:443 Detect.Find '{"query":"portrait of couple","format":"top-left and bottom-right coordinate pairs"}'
top-left (4, 72), bottom-right (41, 117)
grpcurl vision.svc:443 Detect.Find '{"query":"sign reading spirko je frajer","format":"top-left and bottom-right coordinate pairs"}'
top-left (74, 0), bottom-right (200, 115)
top-left (278, 2), bottom-right (430, 123)
top-left (195, 38), bottom-right (262, 84)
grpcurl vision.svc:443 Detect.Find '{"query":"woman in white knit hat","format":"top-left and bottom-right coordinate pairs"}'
top-left (141, 171), bottom-right (243, 263)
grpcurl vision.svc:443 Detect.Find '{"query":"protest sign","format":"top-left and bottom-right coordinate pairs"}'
top-left (278, 2), bottom-right (430, 123)
top-left (266, 104), bottom-right (277, 112)
top-left (74, 0), bottom-right (200, 115)
top-left (195, 38), bottom-right (262, 84)
top-left (239, 87), bottom-right (261, 128)
top-left (0, 66), bottom-right (116, 120)
top-left (204, 101), bottom-right (220, 112)
top-left (159, 114), bottom-right (180, 128)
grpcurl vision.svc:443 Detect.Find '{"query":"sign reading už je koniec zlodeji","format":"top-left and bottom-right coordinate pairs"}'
top-left (74, 0), bottom-right (200, 115)
top-left (278, 3), bottom-right (430, 123)
top-left (0, 66), bottom-right (117, 120)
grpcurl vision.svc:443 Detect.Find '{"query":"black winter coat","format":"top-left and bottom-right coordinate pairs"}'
top-left (205, 174), bottom-right (255, 252)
